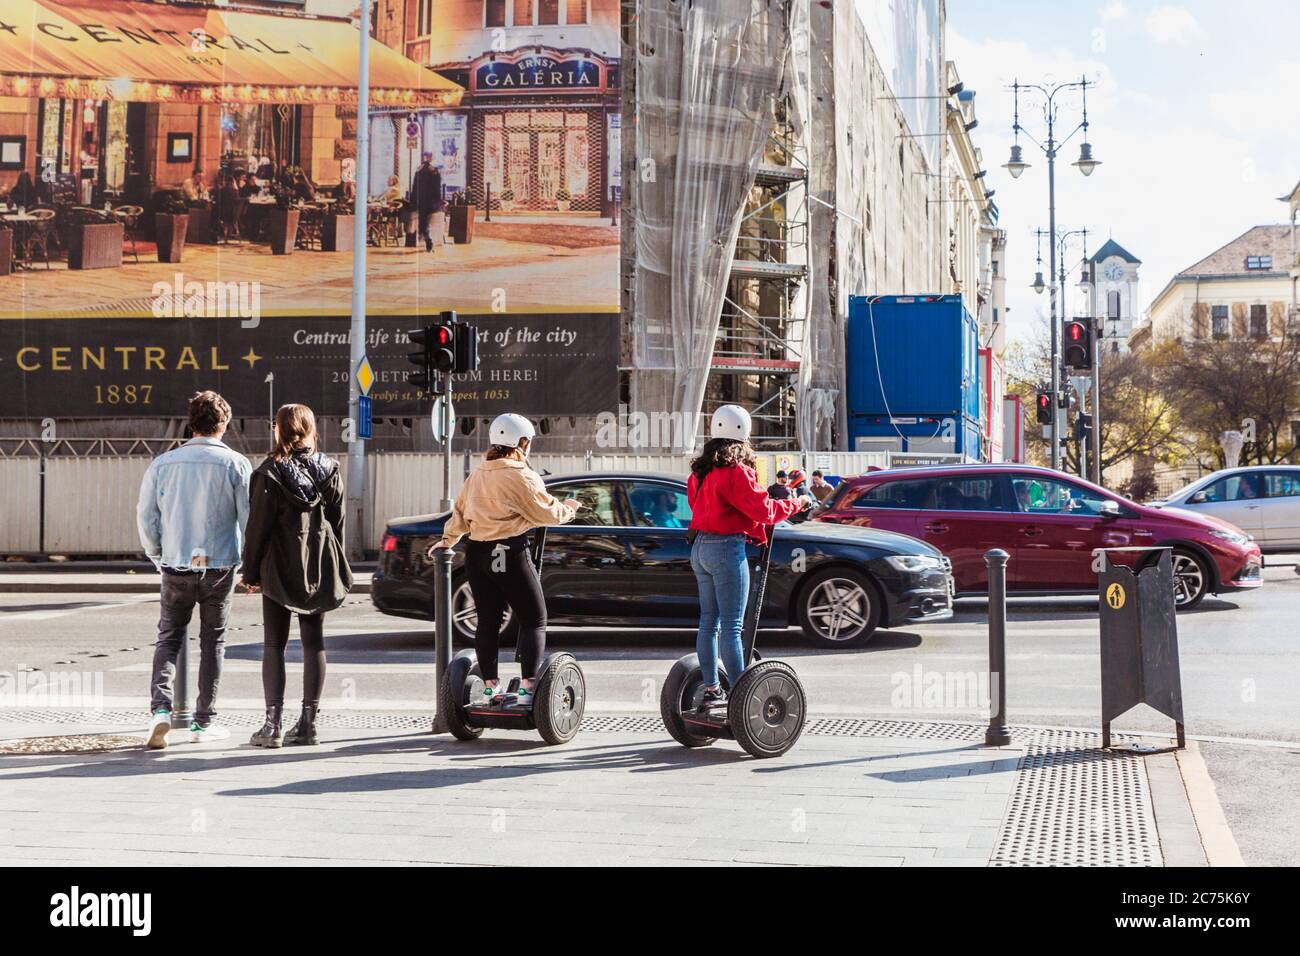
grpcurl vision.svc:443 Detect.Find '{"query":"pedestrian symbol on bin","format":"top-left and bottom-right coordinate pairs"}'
top-left (1105, 582), bottom-right (1126, 610)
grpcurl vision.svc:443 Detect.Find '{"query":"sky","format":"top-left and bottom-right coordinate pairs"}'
top-left (945, 0), bottom-right (1300, 345)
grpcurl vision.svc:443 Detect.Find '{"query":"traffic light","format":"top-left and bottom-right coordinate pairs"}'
top-left (1073, 412), bottom-right (1094, 442)
top-left (1063, 318), bottom-right (1093, 370)
top-left (406, 323), bottom-right (453, 393)
top-left (453, 321), bottom-right (479, 374)
top-left (1036, 390), bottom-right (1053, 425)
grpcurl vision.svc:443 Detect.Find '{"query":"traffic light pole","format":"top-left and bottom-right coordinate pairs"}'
top-left (440, 370), bottom-right (453, 511)
top-left (345, 9), bottom-right (371, 561)
top-left (1092, 261), bottom-right (1102, 486)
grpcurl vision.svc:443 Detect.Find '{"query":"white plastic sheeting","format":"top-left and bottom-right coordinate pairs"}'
top-left (631, 0), bottom-right (791, 450)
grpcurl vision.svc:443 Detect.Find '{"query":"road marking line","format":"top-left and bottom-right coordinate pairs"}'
top-left (1176, 739), bottom-right (1246, 867)
top-left (0, 595), bottom-right (156, 622)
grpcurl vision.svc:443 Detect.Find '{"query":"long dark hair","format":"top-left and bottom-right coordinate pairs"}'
top-left (690, 438), bottom-right (756, 483)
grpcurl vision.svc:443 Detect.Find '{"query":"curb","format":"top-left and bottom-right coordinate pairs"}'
top-left (0, 578), bottom-right (372, 595)
top-left (1176, 740), bottom-right (1246, 866)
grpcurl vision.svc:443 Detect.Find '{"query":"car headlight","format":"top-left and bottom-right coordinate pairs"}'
top-left (884, 554), bottom-right (944, 572)
top-left (1208, 529), bottom-right (1250, 546)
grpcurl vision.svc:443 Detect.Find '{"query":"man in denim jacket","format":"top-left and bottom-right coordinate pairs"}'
top-left (137, 391), bottom-right (251, 748)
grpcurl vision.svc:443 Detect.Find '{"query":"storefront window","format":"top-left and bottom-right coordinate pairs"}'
top-left (567, 0), bottom-right (588, 24)
top-left (514, 0), bottom-right (533, 26)
top-left (485, 0), bottom-right (506, 28)
top-left (539, 0), bottom-right (559, 25)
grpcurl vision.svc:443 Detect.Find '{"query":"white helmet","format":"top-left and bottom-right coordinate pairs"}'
top-left (489, 412), bottom-right (535, 450)
top-left (710, 404), bottom-right (752, 441)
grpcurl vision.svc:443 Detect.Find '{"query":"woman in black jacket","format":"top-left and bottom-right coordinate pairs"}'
top-left (242, 404), bottom-right (352, 747)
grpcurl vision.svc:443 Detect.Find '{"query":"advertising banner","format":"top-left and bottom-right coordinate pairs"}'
top-left (0, 0), bottom-right (621, 423)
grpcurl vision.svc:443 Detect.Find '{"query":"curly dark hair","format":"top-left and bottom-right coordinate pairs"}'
top-left (187, 390), bottom-right (231, 436)
top-left (690, 438), bottom-right (757, 482)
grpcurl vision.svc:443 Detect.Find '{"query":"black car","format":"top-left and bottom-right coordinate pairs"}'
top-left (372, 472), bottom-right (954, 648)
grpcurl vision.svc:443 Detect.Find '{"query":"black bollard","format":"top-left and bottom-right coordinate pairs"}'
top-left (984, 548), bottom-right (1011, 746)
top-left (171, 637), bottom-right (192, 730)
top-left (431, 546), bottom-right (453, 734)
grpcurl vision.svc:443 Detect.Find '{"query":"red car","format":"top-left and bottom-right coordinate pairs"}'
top-left (815, 464), bottom-right (1263, 609)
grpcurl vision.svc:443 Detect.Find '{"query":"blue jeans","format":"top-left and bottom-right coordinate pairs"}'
top-left (691, 534), bottom-right (750, 687)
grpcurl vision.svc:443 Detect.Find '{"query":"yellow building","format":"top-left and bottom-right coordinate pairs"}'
top-left (1139, 225), bottom-right (1296, 346)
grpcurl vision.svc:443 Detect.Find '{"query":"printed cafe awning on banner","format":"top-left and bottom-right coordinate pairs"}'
top-left (0, 0), bottom-right (462, 107)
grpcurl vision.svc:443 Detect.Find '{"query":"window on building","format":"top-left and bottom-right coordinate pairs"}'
top-left (1245, 256), bottom-right (1272, 270)
top-left (1107, 290), bottom-right (1120, 320)
top-left (1211, 304), bottom-right (1230, 339)
top-left (485, 0), bottom-right (506, 28)
top-left (539, 0), bottom-right (560, 25)
top-left (514, 0), bottom-right (533, 26)
top-left (1250, 304), bottom-right (1268, 338)
top-left (567, 0), bottom-right (589, 23)
top-left (417, 0), bottom-right (431, 36)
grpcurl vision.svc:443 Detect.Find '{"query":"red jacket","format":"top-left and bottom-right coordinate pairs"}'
top-left (687, 463), bottom-right (803, 544)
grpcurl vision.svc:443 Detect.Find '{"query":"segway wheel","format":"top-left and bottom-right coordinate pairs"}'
top-left (534, 653), bottom-right (586, 745)
top-left (439, 650), bottom-right (484, 741)
top-left (729, 660), bottom-right (806, 758)
top-left (659, 655), bottom-right (721, 749)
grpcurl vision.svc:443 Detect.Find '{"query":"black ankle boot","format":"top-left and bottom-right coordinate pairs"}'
top-left (284, 703), bottom-right (320, 746)
top-left (249, 706), bottom-right (283, 748)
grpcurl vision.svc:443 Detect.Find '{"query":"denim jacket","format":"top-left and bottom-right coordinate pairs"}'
top-left (137, 437), bottom-right (252, 571)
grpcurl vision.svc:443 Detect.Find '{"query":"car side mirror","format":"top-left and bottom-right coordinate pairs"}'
top-left (1098, 500), bottom-right (1122, 519)
top-left (1188, 491), bottom-right (1208, 504)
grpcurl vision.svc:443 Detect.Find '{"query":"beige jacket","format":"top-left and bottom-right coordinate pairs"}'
top-left (439, 457), bottom-right (574, 547)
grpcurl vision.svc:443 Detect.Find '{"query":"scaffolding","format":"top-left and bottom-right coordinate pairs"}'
top-left (708, 70), bottom-right (809, 447)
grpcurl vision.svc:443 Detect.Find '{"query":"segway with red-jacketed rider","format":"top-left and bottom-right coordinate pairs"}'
top-left (659, 405), bottom-right (813, 758)
top-left (430, 413), bottom-right (587, 745)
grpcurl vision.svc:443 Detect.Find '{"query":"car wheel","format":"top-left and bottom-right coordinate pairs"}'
top-left (1170, 548), bottom-right (1210, 610)
top-left (449, 578), bottom-right (515, 645)
top-left (796, 567), bottom-right (881, 648)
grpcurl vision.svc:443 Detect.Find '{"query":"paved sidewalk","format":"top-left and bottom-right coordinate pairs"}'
top-left (0, 712), bottom-right (1206, 867)
top-left (0, 572), bottom-right (373, 594)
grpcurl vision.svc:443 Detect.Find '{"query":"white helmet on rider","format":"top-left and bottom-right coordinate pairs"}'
top-left (489, 413), bottom-right (536, 451)
top-left (710, 404), bottom-right (752, 441)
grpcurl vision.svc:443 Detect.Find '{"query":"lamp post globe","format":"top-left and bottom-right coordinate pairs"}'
top-left (1003, 144), bottom-right (1029, 179)
top-left (1074, 142), bottom-right (1100, 176)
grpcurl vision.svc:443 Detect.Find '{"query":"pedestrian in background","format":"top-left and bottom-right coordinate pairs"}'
top-left (411, 152), bottom-right (444, 252)
top-left (137, 391), bottom-right (251, 748)
top-left (767, 470), bottom-right (790, 499)
top-left (809, 470), bottom-right (835, 503)
top-left (786, 469), bottom-right (812, 523)
top-left (243, 404), bottom-right (352, 749)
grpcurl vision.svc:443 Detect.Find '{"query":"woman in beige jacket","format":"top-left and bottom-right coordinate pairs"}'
top-left (429, 413), bottom-right (580, 707)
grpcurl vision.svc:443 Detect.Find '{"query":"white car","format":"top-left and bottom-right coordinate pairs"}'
top-left (1154, 466), bottom-right (1300, 552)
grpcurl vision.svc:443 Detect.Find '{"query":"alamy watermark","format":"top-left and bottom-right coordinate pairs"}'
top-left (152, 273), bottom-right (262, 328)
top-left (0, 668), bottom-right (104, 709)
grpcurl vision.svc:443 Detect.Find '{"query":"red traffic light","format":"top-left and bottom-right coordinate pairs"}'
top-left (437, 326), bottom-right (452, 345)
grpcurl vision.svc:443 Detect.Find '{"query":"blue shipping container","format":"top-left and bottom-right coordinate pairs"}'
top-left (846, 294), bottom-right (980, 420)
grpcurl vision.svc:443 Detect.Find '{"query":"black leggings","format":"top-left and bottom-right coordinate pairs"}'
top-left (465, 535), bottom-right (546, 681)
top-left (262, 595), bottom-right (326, 709)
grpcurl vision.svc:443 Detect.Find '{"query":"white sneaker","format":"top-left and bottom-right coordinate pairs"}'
top-left (147, 711), bottom-right (171, 749)
top-left (189, 721), bottom-right (231, 743)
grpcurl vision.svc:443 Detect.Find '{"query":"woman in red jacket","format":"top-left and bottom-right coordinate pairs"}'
top-left (687, 406), bottom-right (811, 707)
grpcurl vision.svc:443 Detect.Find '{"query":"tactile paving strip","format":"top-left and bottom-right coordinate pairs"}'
top-left (989, 729), bottom-right (1160, 867)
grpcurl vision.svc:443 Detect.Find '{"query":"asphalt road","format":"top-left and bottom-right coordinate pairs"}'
top-left (2, 560), bottom-right (1297, 863)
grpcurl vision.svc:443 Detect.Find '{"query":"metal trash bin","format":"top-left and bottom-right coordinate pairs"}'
top-left (1096, 546), bottom-right (1185, 749)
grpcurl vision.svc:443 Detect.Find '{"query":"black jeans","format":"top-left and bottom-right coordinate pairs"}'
top-left (465, 535), bottom-right (546, 681)
top-left (261, 596), bottom-right (327, 709)
top-left (418, 209), bottom-right (443, 249)
top-left (149, 569), bottom-right (236, 723)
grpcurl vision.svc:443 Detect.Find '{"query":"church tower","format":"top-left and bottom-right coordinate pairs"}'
top-left (1086, 239), bottom-right (1141, 354)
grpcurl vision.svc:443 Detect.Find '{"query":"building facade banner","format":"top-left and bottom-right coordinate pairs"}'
top-left (3, 314), bottom-right (619, 418)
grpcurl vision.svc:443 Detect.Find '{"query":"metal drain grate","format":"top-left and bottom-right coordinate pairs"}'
top-left (806, 718), bottom-right (986, 741)
top-left (580, 715), bottom-right (668, 734)
top-left (990, 732), bottom-right (1160, 867)
top-left (0, 734), bottom-right (144, 755)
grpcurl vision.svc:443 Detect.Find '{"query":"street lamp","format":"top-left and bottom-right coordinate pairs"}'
top-left (1003, 144), bottom-right (1030, 179)
top-left (1032, 271), bottom-right (1046, 294)
top-left (1004, 75), bottom-right (1101, 471)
